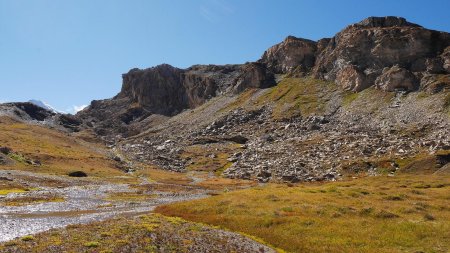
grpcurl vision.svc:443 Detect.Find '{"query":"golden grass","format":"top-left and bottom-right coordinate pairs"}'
top-left (0, 214), bottom-right (273, 253)
top-left (0, 116), bottom-right (125, 179)
top-left (196, 177), bottom-right (257, 191)
top-left (156, 175), bottom-right (450, 253)
top-left (2, 196), bottom-right (65, 206)
top-left (0, 188), bottom-right (27, 195)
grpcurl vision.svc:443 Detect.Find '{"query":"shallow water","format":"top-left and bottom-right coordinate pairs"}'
top-left (0, 170), bottom-right (207, 242)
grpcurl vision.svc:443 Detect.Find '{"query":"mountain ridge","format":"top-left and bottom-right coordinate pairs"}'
top-left (3, 16), bottom-right (449, 183)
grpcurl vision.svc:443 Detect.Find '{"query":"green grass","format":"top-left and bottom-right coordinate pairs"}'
top-left (83, 241), bottom-right (99, 248)
top-left (255, 77), bottom-right (337, 119)
top-left (156, 175), bottom-right (450, 253)
top-left (20, 236), bottom-right (34, 242)
top-left (342, 91), bottom-right (359, 107)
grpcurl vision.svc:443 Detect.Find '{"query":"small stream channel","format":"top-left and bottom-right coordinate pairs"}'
top-left (0, 170), bottom-right (207, 242)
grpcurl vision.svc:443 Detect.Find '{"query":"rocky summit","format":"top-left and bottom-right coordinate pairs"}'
top-left (9, 16), bottom-right (450, 183)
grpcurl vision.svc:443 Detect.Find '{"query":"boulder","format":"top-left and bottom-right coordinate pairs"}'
top-left (0, 147), bottom-right (12, 155)
top-left (335, 65), bottom-right (369, 92)
top-left (68, 171), bottom-right (88, 177)
top-left (441, 46), bottom-right (450, 73)
top-left (375, 65), bottom-right (419, 91)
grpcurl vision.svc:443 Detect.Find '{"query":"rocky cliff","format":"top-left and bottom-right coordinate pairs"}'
top-left (77, 62), bottom-right (275, 138)
top-left (80, 17), bottom-right (449, 128)
top-left (313, 16), bottom-right (450, 92)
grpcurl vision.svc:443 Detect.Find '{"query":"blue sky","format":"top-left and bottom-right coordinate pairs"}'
top-left (1, 0), bottom-right (449, 113)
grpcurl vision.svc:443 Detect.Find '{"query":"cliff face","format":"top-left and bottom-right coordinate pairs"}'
top-left (116, 63), bottom-right (274, 116)
top-left (312, 16), bottom-right (450, 92)
top-left (78, 16), bottom-right (450, 140)
top-left (259, 36), bottom-right (317, 74)
top-left (119, 64), bottom-right (187, 115)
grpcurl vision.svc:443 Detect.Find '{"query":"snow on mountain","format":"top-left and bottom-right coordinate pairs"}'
top-left (28, 99), bottom-right (60, 113)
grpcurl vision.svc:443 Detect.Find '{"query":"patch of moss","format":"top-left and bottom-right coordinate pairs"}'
top-left (84, 241), bottom-right (99, 248)
top-left (342, 91), bottom-right (359, 107)
top-left (0, 188), bottom-right (27, 195)
top-left (20, 235), bottom-right (34, 242)
top-left (255, 77), bottom-right (336, 119)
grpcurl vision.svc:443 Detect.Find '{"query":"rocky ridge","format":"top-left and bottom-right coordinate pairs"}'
top-left (74, 16), bottom-right (450, 182)
top-left (3, 16), bottom-right (449, 183)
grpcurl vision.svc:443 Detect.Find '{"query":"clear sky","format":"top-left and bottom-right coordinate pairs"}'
top-left (1, 0), bottom-right (449, 113)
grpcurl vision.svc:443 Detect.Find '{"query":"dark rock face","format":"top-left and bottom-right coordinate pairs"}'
top-left (78, 62), bottom-right (276, 137)
top-left (232, 63), bottom-right (275, 93)
top-left (182, 64), bottom-right (242, 107)
top-left (0, 147), bottom-right (12, 155)
top-left (120, 64), bottom-right (187, 116)
top-left (259, 36), bottom-right (317, 74)
top-left (11, 102), bottom-right (55, 121)
top-left (312, 16), bottom-right (450, 92)
top-left (0, 102), bottom-right (83, 132)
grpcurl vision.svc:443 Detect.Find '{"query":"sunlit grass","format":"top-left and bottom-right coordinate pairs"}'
top-left (0, 116), bottom-right (125, 180)
top-left (156, 175), bottom-right (450, 253)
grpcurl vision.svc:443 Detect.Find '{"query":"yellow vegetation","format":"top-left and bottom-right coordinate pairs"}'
top-left (0, 116), bottom-right (125, 179)
top-left (156, 175), bottom-right (450, 253)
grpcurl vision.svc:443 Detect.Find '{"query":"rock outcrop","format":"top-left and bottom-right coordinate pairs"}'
top-left (312, 16), bottom-right (450, 92)
top-left (119, 64), bottom-right (187, 116)
top-left (0, 102), bottom-right (82, 132)
top-left (232, 63), bottom-right (275, 93)
top-left (80, 16), bottom-right (449, 134)
top-left (374, 65), bottom-right (419, 91)
top-left (259, 36), bottom-right (317, 74)
top-left (77, 62), bottom-right (276, 138)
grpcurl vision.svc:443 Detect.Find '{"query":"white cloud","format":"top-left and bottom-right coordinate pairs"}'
top-left (63, 104), bottom-right (88, 115)
top-left (73, 105), bottom-right (88, 113)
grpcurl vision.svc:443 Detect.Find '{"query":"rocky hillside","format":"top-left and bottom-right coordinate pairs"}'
top-left (37, 17), bottom-right (450, 182)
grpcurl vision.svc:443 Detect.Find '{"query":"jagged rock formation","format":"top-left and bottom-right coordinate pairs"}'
top-left (70, 16), bottom-right (450, 182)
top-left (259, 36), bottom-right (317, 74)
top-left (312, 16), bottom-right (450, 92)
top-left (77, 63), bottom-right (275, 138)
top-left (78, 16), bottom-right (449, 139)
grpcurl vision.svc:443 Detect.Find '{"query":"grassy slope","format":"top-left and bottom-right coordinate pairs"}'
top-left (255, 77), bottom-right (338, 119)
top-left (0, 116), bottom-right (255, 191)
top-left (0, 116), bottom-right (123, 179)
top-left (0, 214), bottom-right (272, 253)
top-left (156, 175), bottom-right (450, 253)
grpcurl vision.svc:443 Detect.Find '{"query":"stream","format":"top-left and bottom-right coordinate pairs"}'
top-left (0, 170), bottom-right (207, 242)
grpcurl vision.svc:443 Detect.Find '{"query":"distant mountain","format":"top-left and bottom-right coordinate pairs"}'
top-left (28, 99), bottom-right (59, 113)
